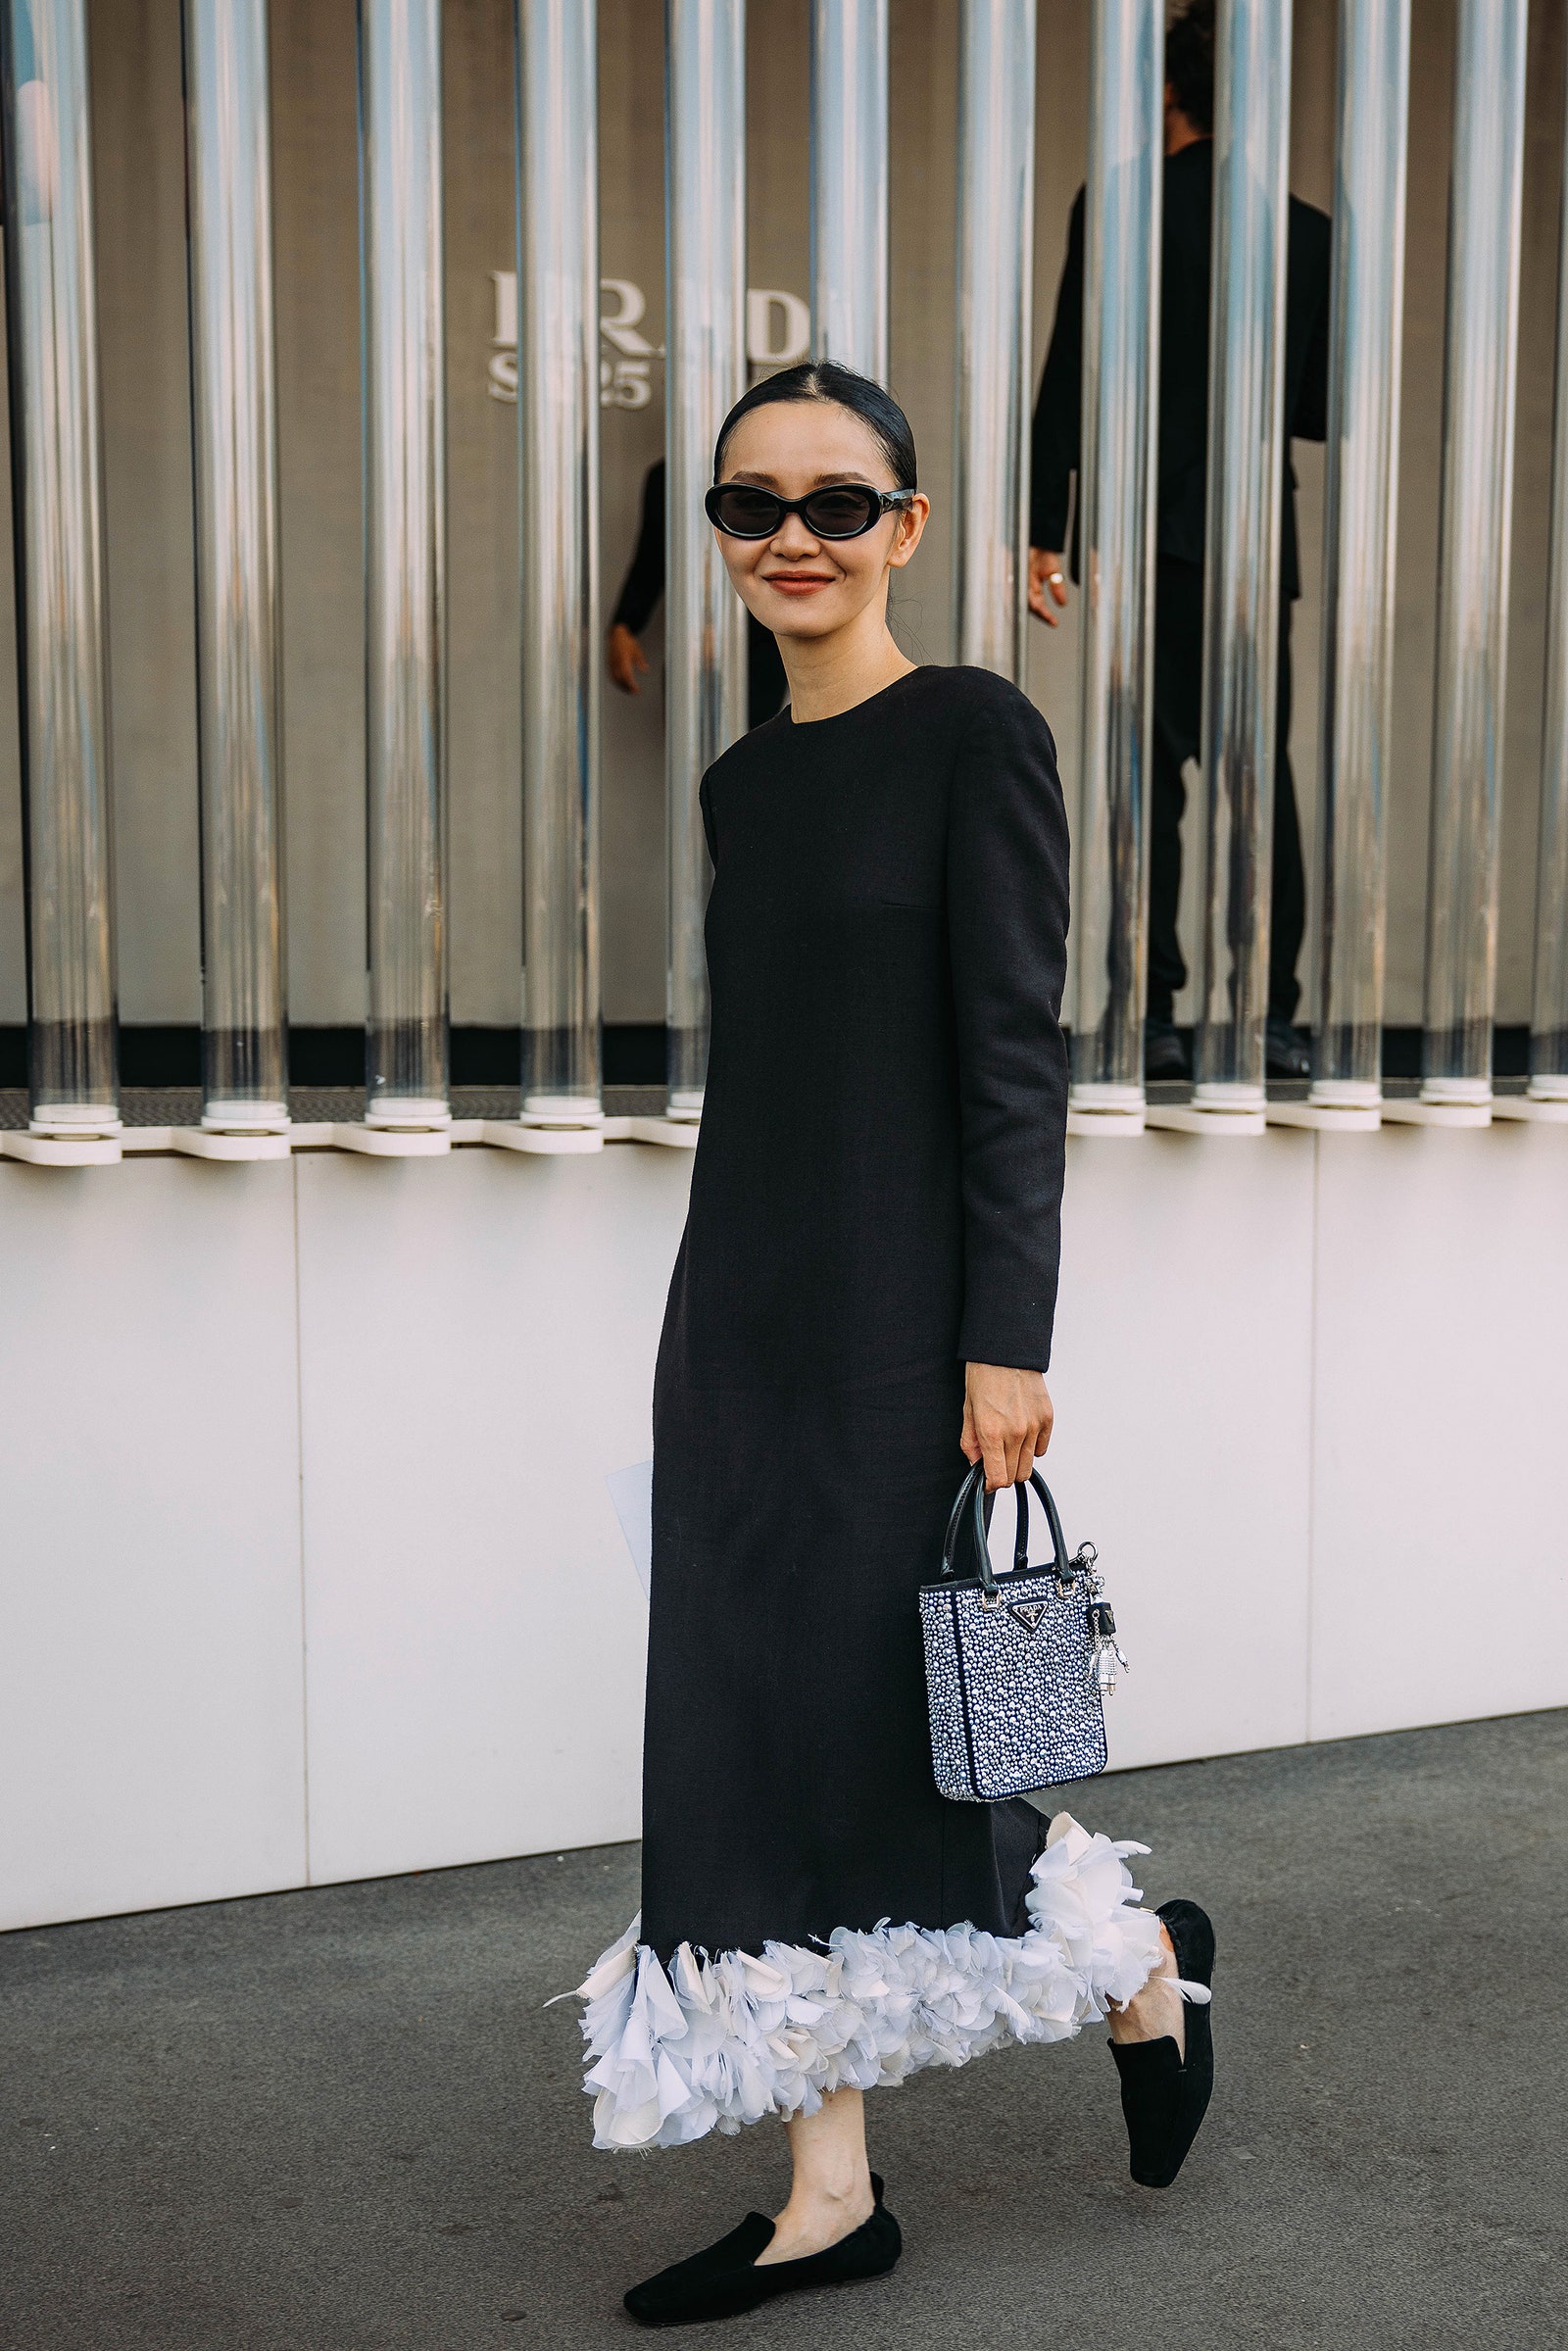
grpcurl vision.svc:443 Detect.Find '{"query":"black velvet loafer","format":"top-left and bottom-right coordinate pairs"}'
top-left (622, 2171), bottom-right (902, 2327)
top-left (1109, 1898), bottom-right (1215, 2188)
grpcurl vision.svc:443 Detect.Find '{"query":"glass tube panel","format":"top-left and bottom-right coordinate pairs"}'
top-left (1531, 25), bottom-right (1568, 1100)
top-left (0, 0), bottom-right (119, 1135)
top-left (1311, 0), bottom-right (1408, 1106)
top-left (516, 0), bottom-right (601, 1122)
top-left (183, 0), bottom-right (288, 1131)
top-left (953, 0), bottom-right (1036, 683)
top-left (1421, 0), bottom-right (1527, 1104)
top-left (809, 0), bottom-right (889, 381)
top-left (664, 0), bottom-right (747, 1119)
top-left (1193, 0), bottom-right (1292, 1106)
top-left (1068, 0), bottom-right (1162, 1109)
top-left (359, 0), bottom-right (449, 1126)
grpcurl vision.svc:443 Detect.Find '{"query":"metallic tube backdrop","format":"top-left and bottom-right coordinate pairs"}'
top-left (953, 0), bottom-right (1036, 682)
top-left (809, 0), bottom-right (889, 380)
top-left (1530, 20), bottom-right (1568, 1100)
top-left (1421, 0), bottom-right (1528, 1106)
top-left (664, 0), bottom-right (747, 1120)
top-left (359, 0), bottom-right (449, 1128)
top-left (1311, 0), bottom-right (1409, 1106)
top-left (1195, 0), bottom-right (1293, 1106)
top-left (0, 0), bottom-right (120, 1135)
top-left (182, 0), bottom-right (288, 1132)
top-left (1069, 0), bottom-right (1163, 1114)
top-left (516, 0), bottom-right (602, 1123)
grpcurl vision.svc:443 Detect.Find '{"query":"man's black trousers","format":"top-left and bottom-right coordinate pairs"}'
top-left (1149, 555), bottom-right (1305, 1027)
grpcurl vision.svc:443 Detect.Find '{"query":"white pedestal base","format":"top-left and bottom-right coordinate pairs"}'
top-left (1492, 1095), bottom-right (1568, 1123)
top-left (1066, 1105), bottom-right (1146, 1138)
top-left (1, 1130), bottom-right (123, 1165)
top-left (171, 1128), bottom-right (293, 1161)
top-left (1380, 1098), bottom-right (1492, 1128)
top-left (1266, 1100), bottom-right (1383, 1132)
top-left (626, 1116), bottom-right (702, 1149)
top-left (332, 1123), bottom-right (452, 1157)
top-left (480, 1121), bottom-right (605, 1155)
top-left (1145, 1102), bottom-right (1266, 1137)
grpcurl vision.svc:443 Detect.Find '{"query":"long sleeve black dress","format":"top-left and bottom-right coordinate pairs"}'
top-left (570, 665), bottom-right (1164, 2151)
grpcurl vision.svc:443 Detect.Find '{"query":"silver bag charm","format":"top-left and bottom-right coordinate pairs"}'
top-left (919, 1463), bottom-right (1126, 1802)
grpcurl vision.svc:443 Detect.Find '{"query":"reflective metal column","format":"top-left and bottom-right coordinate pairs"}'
top-left (1420, 0), bottom-right (1528, 1109)
top-left (0, 0), bottom-right (120, 1141)
top-left (809, 0), bottom-right (888, 380)
top-left (664, 0), bottom-right (747, 1120)
top-left (182, 0), bottom-right (287, 1134)
top-left (1529, 24), bottom-right (1568, 1102)
top-left (953, 0), bottom-right (1036, 682)
top-left (1193, 0), bottom-right (1292, 1111)
top-left (516, 0), bottom-right (601, 1125)
top-left (359, 0), bottom-right (449, 1130)
top-left (1310, 0), bottom-right (1409, 1110)
top-left (1068, 0), bottom-right (1163, 1122)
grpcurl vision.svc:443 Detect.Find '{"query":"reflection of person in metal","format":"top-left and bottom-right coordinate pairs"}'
top-left (1029, 0), bottom-right (1330, 1081)
top-left (607, 459), bottom-right (790, 728)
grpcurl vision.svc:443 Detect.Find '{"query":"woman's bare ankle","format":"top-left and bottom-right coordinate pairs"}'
top-left (759, 2173), bottom-right (875, 2264)
top-left (1106, 1921), bottom-right (1186, 2058)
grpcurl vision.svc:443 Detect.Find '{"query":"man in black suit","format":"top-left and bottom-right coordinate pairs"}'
top-left (1029, 0), bottom-right (1330, 1080)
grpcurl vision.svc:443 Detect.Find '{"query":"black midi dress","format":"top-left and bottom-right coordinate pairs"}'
top-left (569, 664), bottom-right (1166, 2151)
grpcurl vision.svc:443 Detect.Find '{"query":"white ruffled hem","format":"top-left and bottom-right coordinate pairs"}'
top-left (558, 1812), bottom-right (1207, 2151)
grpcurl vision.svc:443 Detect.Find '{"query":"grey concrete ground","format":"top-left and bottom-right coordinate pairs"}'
top-left (3, 1713), bottom-right (1564, 2351)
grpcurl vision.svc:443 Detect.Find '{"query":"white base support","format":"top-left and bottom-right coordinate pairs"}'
top-left (171, 1128), bottom-right (293, 1161)
top-left (331, 1123), bottom-right (452, 1157)
top-left (1066, 1105), bottom-right (1146, 1138)
top-left (626, 1116), bottom-right (702, 1149)
top-left (1380, 1098), bottom-right (1492, 1128)
top-left (288, 1122), bottom-right (336, 1151)
top-left (480, 1120), bottom-right (605, 1155)
top-left (1144, 1102), bottom-right (1266, 1138)
top-left (122, 1127), bottom-right (175, 1153)
top-left (1266, 1100), bottom-right (1383, 1133)
top-left (1, 1129), bottom-right (123, 1166)
top-left (1492, 1095), bottom-right (1568, 1123)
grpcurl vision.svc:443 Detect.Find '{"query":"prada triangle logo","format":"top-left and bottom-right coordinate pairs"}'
top-left (1008, 1601), bottom-right (1049, 1633)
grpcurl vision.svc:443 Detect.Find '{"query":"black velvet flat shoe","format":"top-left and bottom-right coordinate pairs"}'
top-left (622, 2171), bottom-right (901, 2328)
top-left (1109, 1898), bottom-right (1215, 2188)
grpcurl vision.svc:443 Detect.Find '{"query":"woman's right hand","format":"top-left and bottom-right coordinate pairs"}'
top-left (961, 1362), bottom-right (1054, 1490)
top-left (608, 622), bottom-right (649, 693)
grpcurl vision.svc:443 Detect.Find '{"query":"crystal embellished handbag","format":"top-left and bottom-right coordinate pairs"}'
top-left (919, 1460), bottom-right (1127, 1802)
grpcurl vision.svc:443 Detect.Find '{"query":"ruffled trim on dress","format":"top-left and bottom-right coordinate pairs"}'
top-left (556, 1813), bottom-right (1210, 2151)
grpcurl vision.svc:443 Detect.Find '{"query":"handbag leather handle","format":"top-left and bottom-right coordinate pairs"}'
top-left (940, 1461), bottom-right (1072, 1595)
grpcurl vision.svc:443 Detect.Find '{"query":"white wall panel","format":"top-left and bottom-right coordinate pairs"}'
top-left (293, 1147), bottom-right (691, 1885)
top-left (1050, 1131), bottom-right (1317, 1769)
top-left (0, 1160), bottom-right (305, 1929)
top-left (4, 1122), bottom-right (1566, 1933)
top-left (1309, 1123), bottom-right (1568, 1739)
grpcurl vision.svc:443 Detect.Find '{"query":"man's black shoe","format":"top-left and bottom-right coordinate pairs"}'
top-left (1145, 1019), bottom-right (1189, 1080)
top-left (1265, 1016), bottom-right (1312, 1080)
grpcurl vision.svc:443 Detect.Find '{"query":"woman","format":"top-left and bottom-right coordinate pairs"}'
top-left (566, 365), bottom-right (1214, 2327)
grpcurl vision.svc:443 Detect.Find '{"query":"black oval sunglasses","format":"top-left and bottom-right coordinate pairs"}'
top-left (705, 481), bottom-right (917, 541)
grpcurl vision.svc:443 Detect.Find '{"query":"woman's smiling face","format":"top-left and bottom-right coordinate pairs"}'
top-left (711, 399), bottom-right (929, 642)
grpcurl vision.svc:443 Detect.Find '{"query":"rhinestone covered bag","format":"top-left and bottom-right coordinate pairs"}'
top-left (919, 1463), bottom-right (1126, 1802)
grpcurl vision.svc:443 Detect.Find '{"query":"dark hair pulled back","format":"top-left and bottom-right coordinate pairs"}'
top-left (712, 362), bottom-right (918, 491)
top-left (1165, 0), bottom-right (1215, 138)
